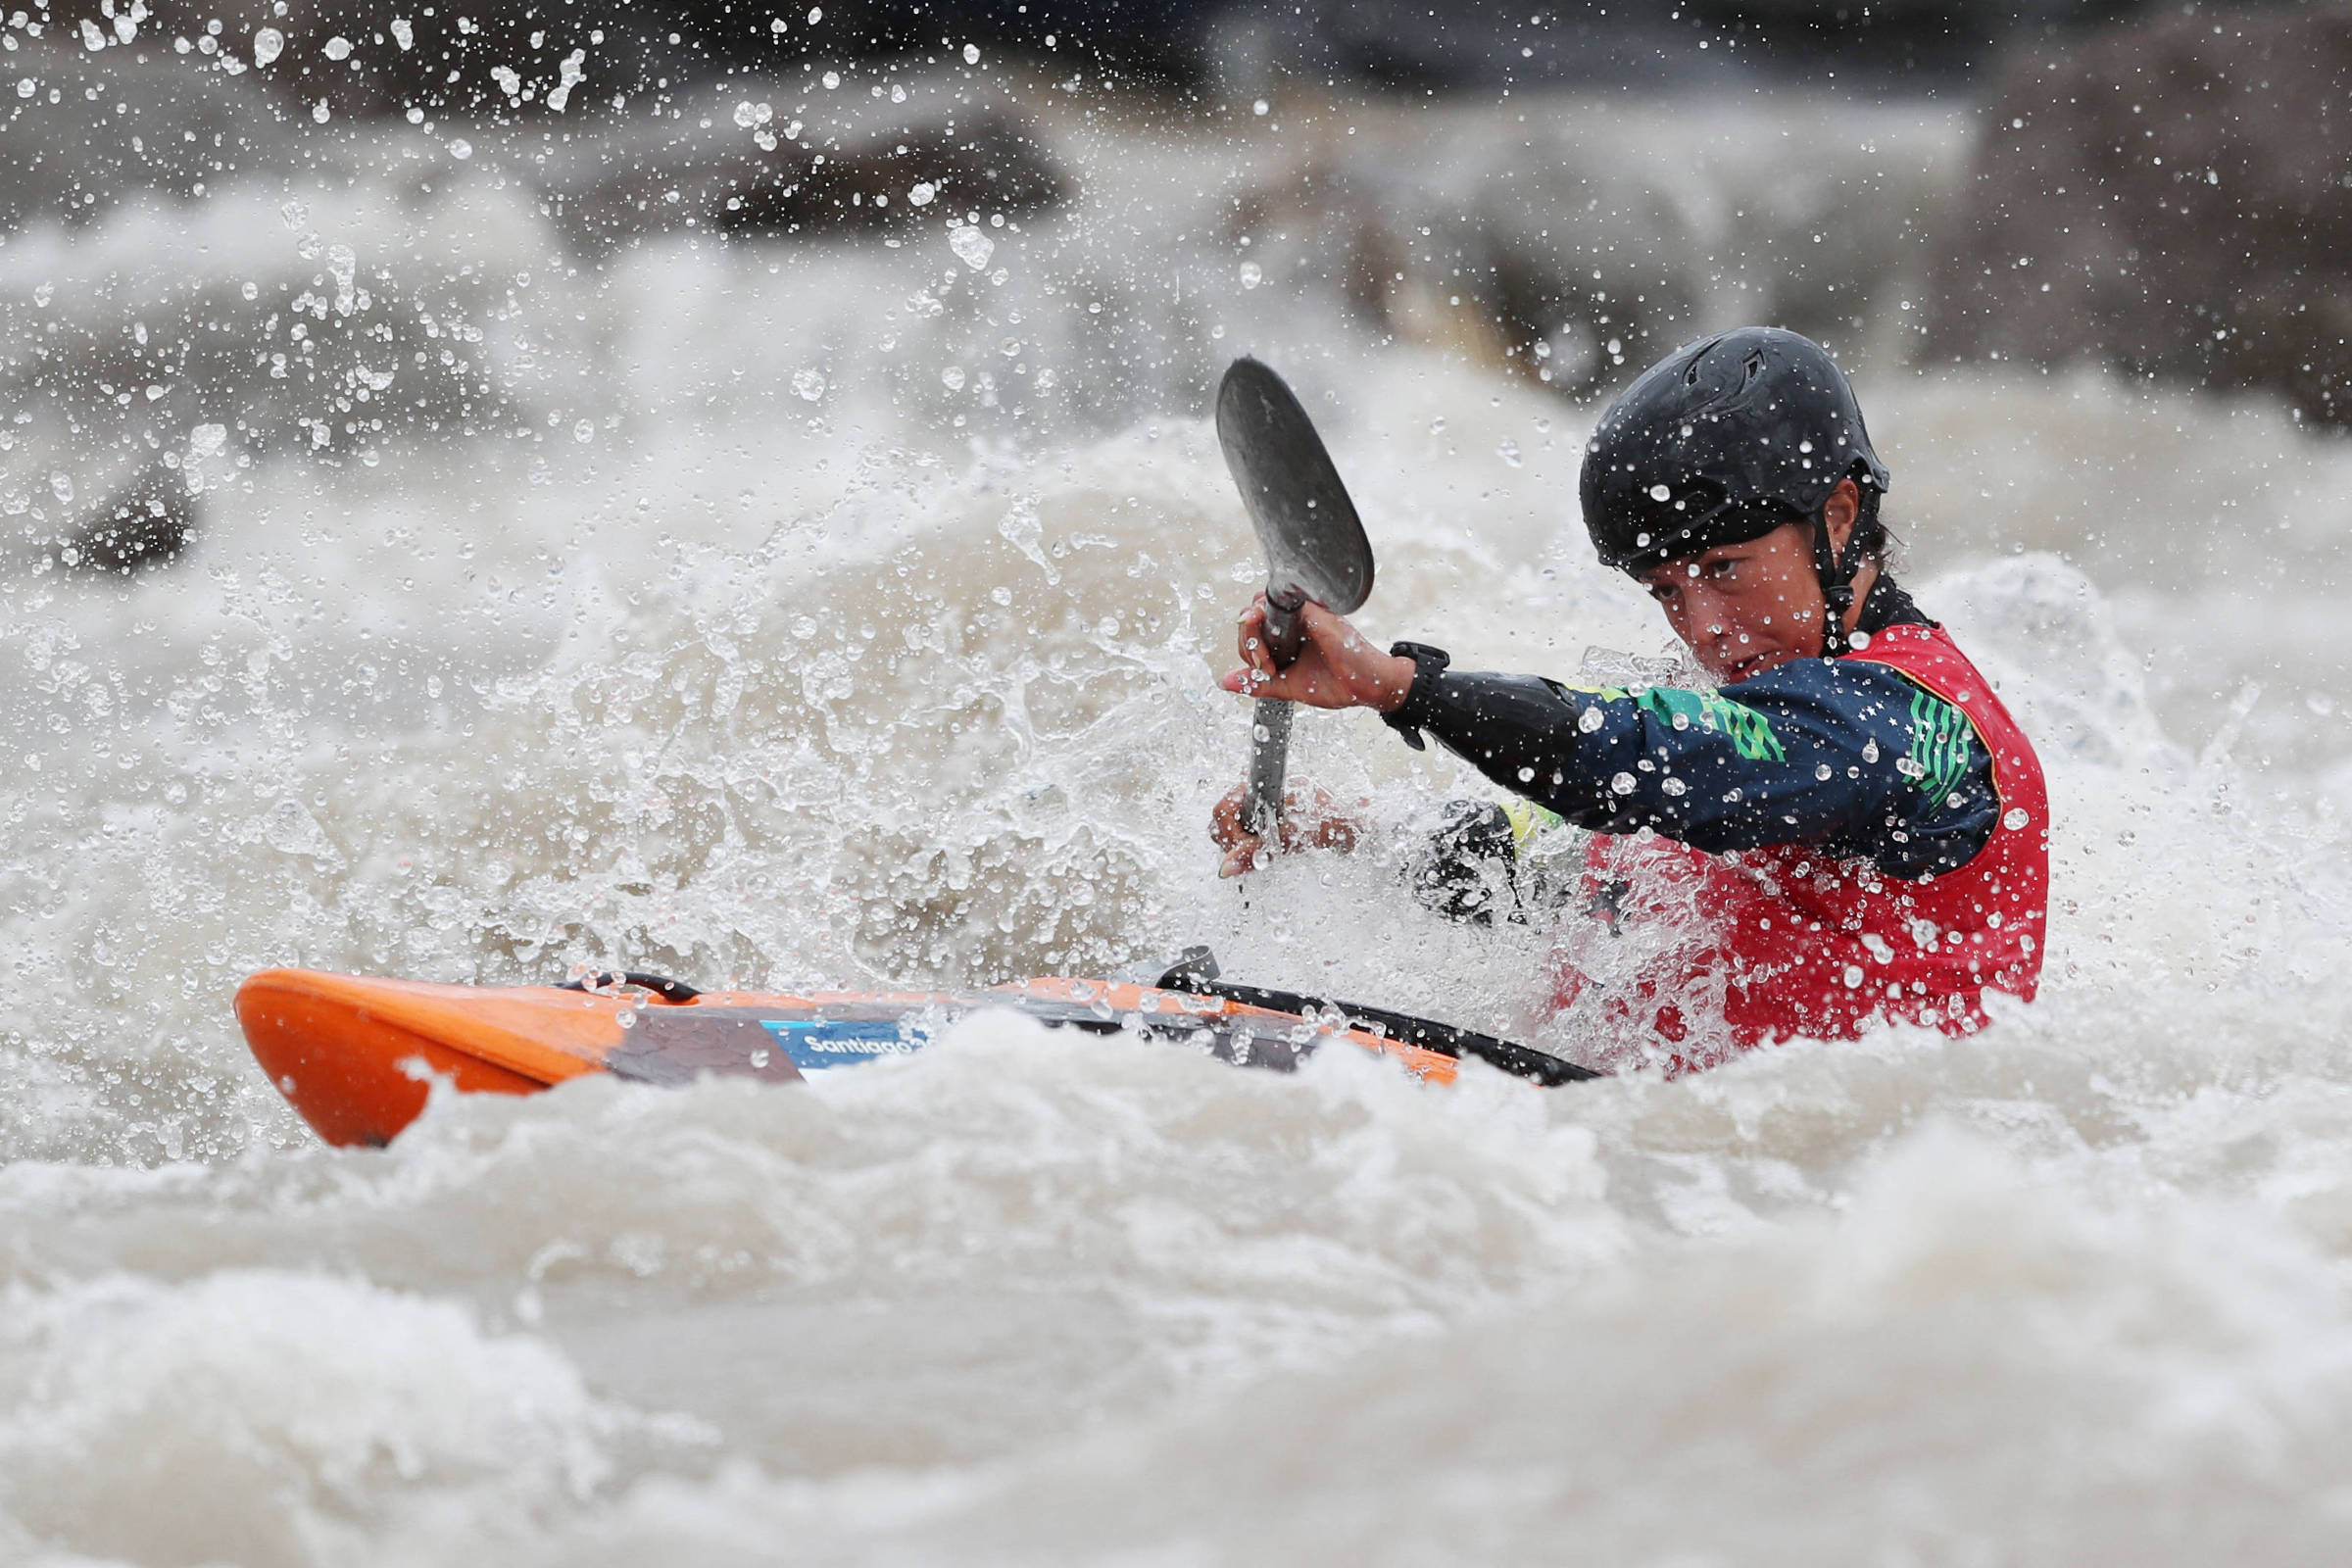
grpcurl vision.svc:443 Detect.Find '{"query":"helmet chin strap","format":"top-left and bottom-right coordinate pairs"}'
top-left (1811, 509), bottom-right (1861, 658)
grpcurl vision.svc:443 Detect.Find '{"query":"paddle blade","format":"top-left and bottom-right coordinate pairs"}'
top-left (1215, 358), bottom-right (1374, 617)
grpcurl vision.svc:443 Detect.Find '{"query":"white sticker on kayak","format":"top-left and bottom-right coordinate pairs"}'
top-left (760, 1017), bottom-right (931, 1071)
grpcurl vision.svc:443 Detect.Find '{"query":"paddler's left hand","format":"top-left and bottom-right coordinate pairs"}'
top-left (1220, 594), bottom-right (1417, 711)
top-left (1209, 778), bottom-right (1365, 878)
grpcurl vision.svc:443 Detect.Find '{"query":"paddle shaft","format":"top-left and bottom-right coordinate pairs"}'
top-left (1243, 588), bottom-right (1308, 836)
top-left (1211, 357), bottom-right (1372, 853)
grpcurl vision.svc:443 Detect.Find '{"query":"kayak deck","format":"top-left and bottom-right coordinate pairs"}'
top-left (236, 967), bottom-right (1539, 1149)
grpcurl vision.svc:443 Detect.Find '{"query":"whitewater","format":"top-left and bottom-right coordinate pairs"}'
top-left (8, 46), bottom-right (2352, 1565)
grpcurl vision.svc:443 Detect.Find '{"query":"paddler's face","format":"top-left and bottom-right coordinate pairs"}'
top-left (1639, 480), bottom-right (1864, 684)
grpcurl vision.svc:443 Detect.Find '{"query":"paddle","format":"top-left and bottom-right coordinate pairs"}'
top-left (1213, 358), bottom-right (1376, 844)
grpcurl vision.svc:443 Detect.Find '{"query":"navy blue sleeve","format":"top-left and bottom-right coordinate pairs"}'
top-left (1388, 654), bottom-right (1998, 880)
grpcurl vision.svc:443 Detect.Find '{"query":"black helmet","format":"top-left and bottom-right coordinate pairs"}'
top-left (1580, 327), bottom-right (1888, 580)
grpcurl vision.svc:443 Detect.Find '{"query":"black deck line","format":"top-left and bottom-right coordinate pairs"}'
top-left (1157, 973), bottom-right (1601, 1087)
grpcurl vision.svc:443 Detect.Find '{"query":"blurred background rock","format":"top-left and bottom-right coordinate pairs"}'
top-left (1925, 4), bottom-right (2352, 427)
top-left (0, 0), bottom-right (2340, 574)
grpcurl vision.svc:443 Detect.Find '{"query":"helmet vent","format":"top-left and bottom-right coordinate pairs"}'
top-left (1683, 336), bottom-right (1725, 385)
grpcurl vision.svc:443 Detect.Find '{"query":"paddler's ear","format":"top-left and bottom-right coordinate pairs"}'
top-left (1821, 478), bottom-right (1861, 558)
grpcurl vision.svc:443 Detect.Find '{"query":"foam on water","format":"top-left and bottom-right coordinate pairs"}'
top-left (480, 1125), bottom-right (2352, 1568)
top-left (11, 60), bottom-right (2352, 1565)
top-left (0, 1268), bottom-right (641, 1567)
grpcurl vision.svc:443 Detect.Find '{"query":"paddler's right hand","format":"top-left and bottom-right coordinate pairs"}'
top-left (1221, 594), bottom-right (1418, 713)
top-left (1210, 779), bottom-right (1365, 879)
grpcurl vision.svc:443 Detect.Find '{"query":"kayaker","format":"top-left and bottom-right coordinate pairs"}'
top-left (1209, 326), bottom-right (2048, 1070)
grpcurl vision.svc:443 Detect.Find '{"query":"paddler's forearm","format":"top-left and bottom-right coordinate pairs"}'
top-left (1380, 645), bottom-right (1589, 809)
top-left (1376, 641), bottom-right (1833, 847)
top-left (1374, 641), bottom-right (1984, 865)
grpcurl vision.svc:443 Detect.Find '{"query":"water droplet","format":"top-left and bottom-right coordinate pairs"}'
top-left (962, 42), bottom-right (980, 63)
top-left (907, 181), bottom-right (936, 207)
top-left (791, 368), bottom-right (826, 401)
top-left (327, 245), bottom-right (358, 315)
top-left (1578, 707), bottom-right (1604, 733)
top-left (1610, 771), bottom-right (1637, 795)
top-left (2004, 808), bottom-right (2031, 831)
top-left (821, 70), bottom-right (840, 89)
top-left (998, 497), bottom-right (1058, 583)
top-left (1648, 483), bottom-right (1672, 502)
top-left (449, 137), bottom-right (472, 160)
top-left (572, 419), bottom-right (595, 443)
top-left (1237, 260), bottom-right (1262, 289)
top-left (322, 34), bottom-right (353, 60)
top-left (949, 225), bottom-right (995, 270)
top-left (252, 26), bottom-right (282, 65)
top-left (1251, 98), bottom-right (1269, 115)
top-left (263, 800), bottom-right (342, 865)
top-left (941, 365), bottom-right (966, 391)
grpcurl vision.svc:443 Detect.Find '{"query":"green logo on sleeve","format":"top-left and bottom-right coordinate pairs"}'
top-left (1638, 687), bottom-right (1786, 762)
top-left (1906, 688), bottom-right (1973, 805)
top-left (1573, 683), bottom-right (1787, 763)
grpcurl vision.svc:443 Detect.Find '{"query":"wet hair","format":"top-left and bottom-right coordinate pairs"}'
top-left (1850, 481), bottom-right (1888, 563)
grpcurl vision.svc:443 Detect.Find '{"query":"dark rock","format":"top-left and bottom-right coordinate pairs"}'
top-left (66, 471), bottom-right (194, 573)
top-left (1225, 97), bottom-right (1961, 396)
top-left (711, 111), bottom-right (1067, 236)
top-left (537, 74), bottom-right (1070, 248)
top-left (1207, 0), bottom-right (2158, 92)
top-left (1924, 6), bottom-right (2352, 425)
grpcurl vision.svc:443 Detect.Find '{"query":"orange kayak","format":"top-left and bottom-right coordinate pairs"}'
top-left (236, 964), bottom-right (1595, 1148)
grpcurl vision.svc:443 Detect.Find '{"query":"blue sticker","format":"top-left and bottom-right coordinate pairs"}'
top-left (760, 1017), bottom-right (933, 1071)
